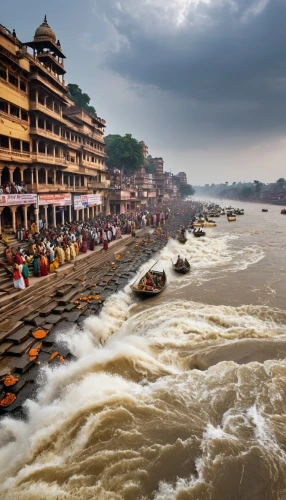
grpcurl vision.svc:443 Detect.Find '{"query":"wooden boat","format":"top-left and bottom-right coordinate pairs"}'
top-left (173, 260), bottom-right (191, 274)
top-left (193, 221), bottom-right (216, 228)
top-left (177, 235), bottom-right (187, 244)
top-left (227, 216), bottom-right (236, 221)
top-left (281, 209), bottom-right (286, 215)
top-left (194, 230), bottom-right (206, 237)
top-left (131, 269), bottom-right (166, 298)
top-left (262, 209), bottom-right (268, 212)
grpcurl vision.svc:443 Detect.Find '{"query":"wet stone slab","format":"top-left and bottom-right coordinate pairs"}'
top-left (6, 325), bottom-right (33, 345)
top-left (6, 338), bottom-right (36, 357)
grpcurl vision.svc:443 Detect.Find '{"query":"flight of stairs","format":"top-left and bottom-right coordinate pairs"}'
top-left (0, 232), bottom-right (29, 296)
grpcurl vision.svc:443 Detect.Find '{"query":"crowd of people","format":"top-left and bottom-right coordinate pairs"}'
top-left (0, 181), bottom-right (27, 194)
top-left (2, 210), bottom-right (170, 291)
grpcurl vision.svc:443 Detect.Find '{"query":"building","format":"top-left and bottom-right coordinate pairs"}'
top-left (139, 140), bottom-right (149, 159)
top-left (177, 172), bottom-right (187, 185)
top-left (0, 18), bottom-right (108, 233)
top-left (134, 168), bottom-right (157, 207)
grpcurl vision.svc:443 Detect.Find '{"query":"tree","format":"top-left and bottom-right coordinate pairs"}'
top-left (240, 186), bottom-right (253, 198)
top-left (180, 183), bottom-right (195, 198)
top-left (277, 178), bottom-right (286, 185)
top-left (105, 134), bottom-right (145, 185)
top-left (254, 180), bottom-right (262, 193)
top-left (67, 84), bottom-right (97, 117)
top-left (144, 159), bottom-right (156, 174)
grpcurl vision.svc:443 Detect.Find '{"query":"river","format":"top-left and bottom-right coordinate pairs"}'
top-left (0, 199), bottom-right (286, 500)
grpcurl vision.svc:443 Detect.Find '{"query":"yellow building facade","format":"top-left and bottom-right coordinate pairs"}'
top-left (0, 18), bottom-right (109, 233)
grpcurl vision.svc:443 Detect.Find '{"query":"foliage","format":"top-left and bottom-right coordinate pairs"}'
top-left (180, 183), bottom-right (195, 198)
top-left (67, 84), bottom-right (97, 117)
top-left (240, 186), bottom-right (253, 198)
top-left (105, 134), bottom-right (145, 179)
top-left (277, 178), bottom-right (286, 184)
top-left (144, 159), bottom-right (156, 174)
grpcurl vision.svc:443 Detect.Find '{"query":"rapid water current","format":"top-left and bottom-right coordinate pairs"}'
top-left (0, 199), bottom-right (286, 500)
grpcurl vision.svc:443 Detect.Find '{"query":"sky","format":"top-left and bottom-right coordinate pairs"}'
top-left (2, 0), bottom-right (286, 184)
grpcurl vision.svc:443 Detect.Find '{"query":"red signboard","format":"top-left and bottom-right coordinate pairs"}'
top-left (38, 194), bottom-right (71, 206)
top-left (0, 194), bottom-right (37, 207)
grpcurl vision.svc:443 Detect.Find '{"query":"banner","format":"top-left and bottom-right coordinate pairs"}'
top-left (87, 194), bottom-right (102, 206)
top-left (0, 194), bottom-right (37, 207)
top-left (74, 195), bottom-right (88, 210)
top-left (38, 194), bottom-right (71, 206)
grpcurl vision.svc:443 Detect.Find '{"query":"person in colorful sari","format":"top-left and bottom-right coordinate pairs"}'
top-left (13, 264), bottom-right (25, 290)
top-left (40, 254), bottom-right (49, 276)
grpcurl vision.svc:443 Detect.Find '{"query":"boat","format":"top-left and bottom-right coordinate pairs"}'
top-left (262, 208), bottom-right (268, 212)
top-left (172, 259), bottom-right (191, 274)
top-left (281, 209), bottom-right (286, 215)
top-left (177, 235), bottom-right (187, 244)
top-left (193, 221), bottom-right (216, 228)
top-left (194, 230), bottom-right (206, 237)
top-left (227, 216), bottom-right (236, 221)
top-left (131, 268), bottom-right (166, 298)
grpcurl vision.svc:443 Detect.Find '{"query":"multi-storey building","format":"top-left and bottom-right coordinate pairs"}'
top-left (139, 140), bottom-right (149, 159)
top-left (134, 168), bottom-right (157, 207)
top-left (177, 172), bottom-right (187, 185)
top-left (0, 18), bottom-right (108, 233)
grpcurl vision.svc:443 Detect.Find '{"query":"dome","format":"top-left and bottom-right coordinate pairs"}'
top-left (34, 15), bottom-right (56, 43)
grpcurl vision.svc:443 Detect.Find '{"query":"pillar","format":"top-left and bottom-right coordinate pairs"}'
top-left (23, 205), bottom-right (28, 229)
top-left (69, 204), bottom-right (72, 222)
top-left (91, 206), bottom-right (95, 218)
top-left (20, 168), bottom-right (24, 182)
top-left (105, 197), bottom-right (111, 216)
top-left (53, 169), bottom-right (56, 185)
top-left (45, 168), bottom-right (48, 185)
top-left (44, 205), bottom-right (48, 229)
top-left (8, 167), bottom-right (14, 183)
top-left (0, 168), bottom-right (2, 185)
top-left (52, 205), bottom-right (56, 227)
top-left (0, 208), bottom-right (3, 235)
top-left (82, 208), bottom-right (85, 221)
top-left (10, 206), bottom-right (17, 233)
top-left (75, 209), bottom-right (79, 221)
top-left (61, 208), bottom-right (65, 226)
top-left (34, 206), bottom-right (39, 232)
top-left (35, 167), bottom-right (39, 187)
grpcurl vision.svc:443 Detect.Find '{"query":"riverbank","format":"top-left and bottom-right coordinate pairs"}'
top-left (0, 212), bottom-right (190, 418)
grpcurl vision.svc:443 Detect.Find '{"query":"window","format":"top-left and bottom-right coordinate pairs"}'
top-left (22, 141), bottom-right (30, 152)
top-left (9, 73), bottom-right (18, 87)
top-left (12, 139), bottom-right (21, 151)
top-left (0, 135), bottom-right (9, 148)
top-left (0, 100), bottom-right (8, 113)
top-left (46, 121), bottom-right (52, 132)
top-left (0, 66), bottom-right (7, 80)
top-left (54, 125), bottom-right (60, 136)
top-left (10, 105), bottom-right (20, 118)
top-left (21, 110), bottom-right (28, 122)
top-left (20, 80), bottom-right (26, 92)
top-left (38, 117), bottom-right (45, 129)
top-left (92, 157), bottom-right (94, 163)
top-left (83, 154), bottom-right (86, 160)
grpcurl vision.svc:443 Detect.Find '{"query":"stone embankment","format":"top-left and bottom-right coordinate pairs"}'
top-left (0, 213), bottom-right (189, 418)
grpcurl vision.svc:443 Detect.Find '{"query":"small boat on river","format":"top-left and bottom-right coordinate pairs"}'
top-left (194, 230), bottom-right (206, 237)
top-left (177, 235), bottom-right (187, 244)
top-left (262, 208), bottom-right (268, 212)
top-left (172, 259), bottom-right (191, 274)
top-left (281, 209), bottom-right (286, 215)
top-left (131, 268), bottom-right (166, 298)
top-left (227, 215), bottom-right (236, 221)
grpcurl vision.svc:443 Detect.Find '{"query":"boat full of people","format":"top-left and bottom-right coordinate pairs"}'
top-left (193, 228), bottom-right (206, 237)
top-left (131, 268), bottom-right (166, 298)
top-left (173, 255), bottom-right (191, 274)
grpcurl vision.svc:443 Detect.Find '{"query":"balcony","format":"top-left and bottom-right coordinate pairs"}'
top-left (88, 180), bottom-right (110, 190)
top-left (80, 159), bottom-right (106, 172)
top-left (27, 183), bottom-right (87, 194)
top-left (0, 147), bottom-right (31, 163)
top-left (30, 127), bottom-right (67, 145)
top-left (30, 70), bottom-right (66, 92)
top-left (31, 153), bottom-right (69, 168)
top-left (30, 101), bottom-right (64, 122)
top-left (109, 189), bottom-right (138, 201)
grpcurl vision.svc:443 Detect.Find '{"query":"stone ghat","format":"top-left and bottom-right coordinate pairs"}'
top-left (0, 214), bottom-right (190, 418)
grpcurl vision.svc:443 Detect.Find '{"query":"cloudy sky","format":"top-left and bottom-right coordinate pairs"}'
top-left (2, 0), bottom-right (286, 184)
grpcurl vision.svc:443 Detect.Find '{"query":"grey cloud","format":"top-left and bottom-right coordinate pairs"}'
top-left (88, 0), bottom-right (286, 135)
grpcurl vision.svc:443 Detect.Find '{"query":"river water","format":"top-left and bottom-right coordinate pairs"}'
top-left (1, 199), bottom-right (286, 500)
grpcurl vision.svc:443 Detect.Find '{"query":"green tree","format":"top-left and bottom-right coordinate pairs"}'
top-left (240, 186), bottom-right (253, 198)
top-left (67, 84), bottom-right (97, 117)
top-left (144, 159), bottom-right (156, 174)
top-left (254, 180), bottom-right (262, 193)
top-left (105, 134), bottom-right (145, 185)
top-left (180, 183), bottom-right (195, 198)
top-left (277, 178), bottom-right (286, 185)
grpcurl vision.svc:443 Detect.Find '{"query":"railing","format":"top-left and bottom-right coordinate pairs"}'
top-left (27, 183), bottom-right (87, 193)
top-left (88, 181), bottom-right (110, 189)
top-left (30, 101), bottom-right (63, 121)
top-left (31, 153), bottom-right (69, 167)
top-left (0, 147), bottom-right (31, 161)
top-left (30, 127), bottom-right (66, 144)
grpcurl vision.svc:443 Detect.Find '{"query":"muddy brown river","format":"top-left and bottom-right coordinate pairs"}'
top-left (1, 199), bottom-right (286, 500)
